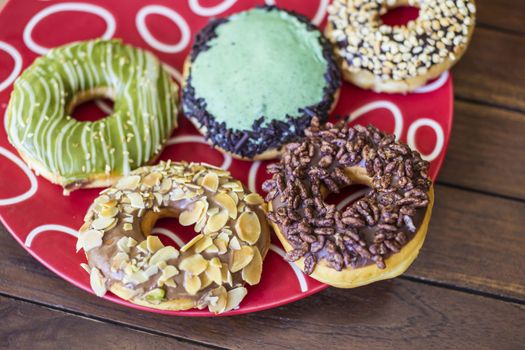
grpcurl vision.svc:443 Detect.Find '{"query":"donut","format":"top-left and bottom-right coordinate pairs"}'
top-left (326, 0), bottom-right (476, 93)
top-left (76, 161), bottom-right (270, 313)
top-left (182, 6), bottom-right (341, 160)
top-left (5, 39), bottom-right (179, 192)
top-left (263, 118), bottom-right (433, 288)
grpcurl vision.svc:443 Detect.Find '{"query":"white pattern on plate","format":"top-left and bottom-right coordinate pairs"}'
top-left (25, 224), bottom-right (78, 247)
top-left (270, 244), bottom-right (308, 292)
top-left (248, 160), bottom-right (262, 194)
top-left (264, 0), bottom-right (329, 25)
top-left (0, 41), bottom-right (22, 92)
top-left (348, 100), bottom-right (404, 140)
top-left (136, 5), bottom-right (191, 54)
top-left (151, 227), bottom-right (186, 248)
top-left (414, 71), bottom-right (449, 94)
top-left (23, 2), bottom-right (116, 55)
top-left (407, 118), bottom-right (444, 162)
top-left (0, 147), bottom-right (38, 206)
top-left (166, 135), bottom-right (232, 170)
top-left (188, 0), bottom-right (237, 17)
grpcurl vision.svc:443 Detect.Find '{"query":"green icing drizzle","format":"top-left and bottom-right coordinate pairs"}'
top-left (6, 39), bottom-right (178, 186)
top-left (190, 8), bottom-right (328, 131)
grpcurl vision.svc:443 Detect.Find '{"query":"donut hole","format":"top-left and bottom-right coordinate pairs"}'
top-left (324, 184), bottom-right (371, 212)
top-left (380, 5), bottom-right (420, 27)
top-left (68, 90), bottom-right (115, 122)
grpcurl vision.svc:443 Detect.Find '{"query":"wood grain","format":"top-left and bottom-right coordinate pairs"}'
top-left (476, 0), bottom-right (525, 34)
top-left (453, 27), bottom-right (525, 112)
top-left (438, 101), bottom-right (525, 199)
top-left (0, 295), bottom-right (206, 349)
top-left (0, 246), bottom-right (523, 350)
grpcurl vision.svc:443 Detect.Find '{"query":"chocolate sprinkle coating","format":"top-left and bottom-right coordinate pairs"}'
top-left (182, 6), bottom-right (341, 159)
top-left (263, 118), bottom-right (432, 273)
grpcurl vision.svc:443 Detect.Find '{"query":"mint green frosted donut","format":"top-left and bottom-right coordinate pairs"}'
top-left (6, 39), bottom-right (178, 191)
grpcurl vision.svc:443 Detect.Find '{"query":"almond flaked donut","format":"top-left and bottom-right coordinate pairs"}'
top-left (263, 118), bottom-right (433, 288)
top-left (77, 161), bottom-right (270, 313)
top-left (326, 0), bottom-right (476, 93)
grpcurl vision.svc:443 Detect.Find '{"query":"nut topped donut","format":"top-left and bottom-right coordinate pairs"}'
top-left (326, 0), bottom-right (476, 92)
top-left (182, 6), bottom-right (341, 160)
top-left (6, 39), bottom-right (179, 192)
top-left (77, 161), bottom-right (270, 313)
top-left (264, 118), bottom-right (433, 288)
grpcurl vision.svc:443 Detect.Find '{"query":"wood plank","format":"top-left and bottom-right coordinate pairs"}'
top-left (476, 0), bottom-right (525, 34)
top-left (453, 27), bottom-right (525, 112)
top-left (0, 246), bottom-right (523, 349)
top-left (0, 185), bottom-right (524, 348)
top-left (438, 100), bottom-right (525, 199)
top-left (407, 185), bottom-right (525, 300)
top-left (0, 295), bottom-right (206, 349)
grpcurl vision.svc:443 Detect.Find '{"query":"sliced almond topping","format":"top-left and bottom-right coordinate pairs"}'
top-left (127, 237), bottom-right (138, 248)
top-left (242, 248), bottom-right (263, 285)
top-left (116, 237), bottom-right (130, 253)
top-left (179, 254), bottom-right (208, 275)
top-left (111, 252), bottom-right (129, 271)
top-left (214, 239), bottom-right (228, 255)
top-left (123, 223), bottom-right (133, 231)
top-left (80, 263), bottom-right (91, 274)
top-left (90, 267), bottom-right (107, 297)
top-left (144, 264), bottom-right (159, 278)
top-left (94, 195), bottom-right (110, 205)
top-left (91, 216), bottom-right (116, 231)
top-left (100, 206), bottom-right (119, 218)
top-left (126, 192), bottom-right (145, 209)
top-left (143, 172), bottom-right (162, 187)
top-left (207, 206), bottom-right (219, 216)
top-left (111, 283), bottom-right (139, 300)
top-left (194, 215), bottom-right (207, 233)
top-left (204, 209), bottom-right (229, 233)
top-left (79, 222), bottom-right (90, 233)
top-left (210, 257), bottom-right (222, 268)
top-left (116, 175), bottom-right (141, 190)
top-left (221, 263), bottom-right (233, 287)
top-left (146, 235), bottom-right (164, 253)
top-left (204, 243), bottom-right (219, 254)
top-left (179, 200), bottom-right (206, 226)
top-left (207, 286), bottom-right (227, 314)
top-left (170, 188), bottom-right (185, 201)
top-left (160, 265), bottom-right (179, 281)
top-left (245, 193), bottom-right (264, 206)
top-left (200, 272), bottom-right (213, 289)
top-left (194, 235), bottom-right (213, 253)
top-left (136, 240), bottom-right (148, 254)
top-left (180, 233), bottom-right (204, 252)
top-left (183, 272), bottom-right (202, 295)
top-left (214, 193), bottom-right (237, 219)
top-left (235, 211), bottom-right (261, 245)
top-left (229, 191), bottom-right (239, 205)
top-left (123, 270), bottom-right (149, 285)
top-left (164, 278), bottom-right (177, 288)
top-left (159, 178), bottom-right (172, 194)
top-left (201, 172), bottom-right (219, 192)
top-left (205, 264), bottom-right (222, 285)
top-left (149, 246), bottom-right (179, 265)
top-left (230, 246), bottom-right (255, 273)
top-left (81, 229), bottom-right (104, 252)
top-left (103, 199), bottom-right (118, 208)
top-left (229, 236), bottom-right (241, 250)
top-left (224, 287), bottom-right (248, 312)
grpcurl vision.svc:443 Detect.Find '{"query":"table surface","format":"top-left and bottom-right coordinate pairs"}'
top-left (1, 1), bottom-right (524, 349)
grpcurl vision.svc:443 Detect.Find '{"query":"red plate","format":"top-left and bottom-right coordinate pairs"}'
top-left (0, 0), bottom-right (452, 316)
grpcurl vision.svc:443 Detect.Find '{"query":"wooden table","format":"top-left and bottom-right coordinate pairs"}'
top-left (1, 1), bottom-right (524, 349)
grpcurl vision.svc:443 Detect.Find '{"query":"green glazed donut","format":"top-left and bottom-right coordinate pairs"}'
top-left (6, 39), bottom-right (179, 192)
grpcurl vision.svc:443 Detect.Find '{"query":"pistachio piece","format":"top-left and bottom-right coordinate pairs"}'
top-left (224, 287), bottom-right (248, 312)
top-left (235, 211), bottom-right (261, 245)
top-left (179, 254), bottom-right (208, 275)
top-left (214, 192), bottom-right (237, 219)
top-left (230, 246), bottom-right (255, 273)
top-left (244, 193), bottom-right (264, 206)
top-left (144, 288), bottom-right (165, 304)
top-left (180, 233), bottom-right (203, 252)
top-left (179, 200), bottom-right (206, 226)
top-left (90, 267), bottom-right (107, 297)
top-left (149, 246), bottom-right (179, 265)
top-left (201, 172), bottom-right (219, 192)
top-left (183, 272), bottom-right (202, 295)
top-left (146, 235), bottom-right (164, 253)
top-left (242, 248), bottom-right (263, 285)
top-left (204, 209), bottom-right (229, 233)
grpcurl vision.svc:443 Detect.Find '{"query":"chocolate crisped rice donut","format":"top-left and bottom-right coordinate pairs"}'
top-left (263, 118), bottom-right (434, 288)
top-left (182, 6), bottom-right (341, 160)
